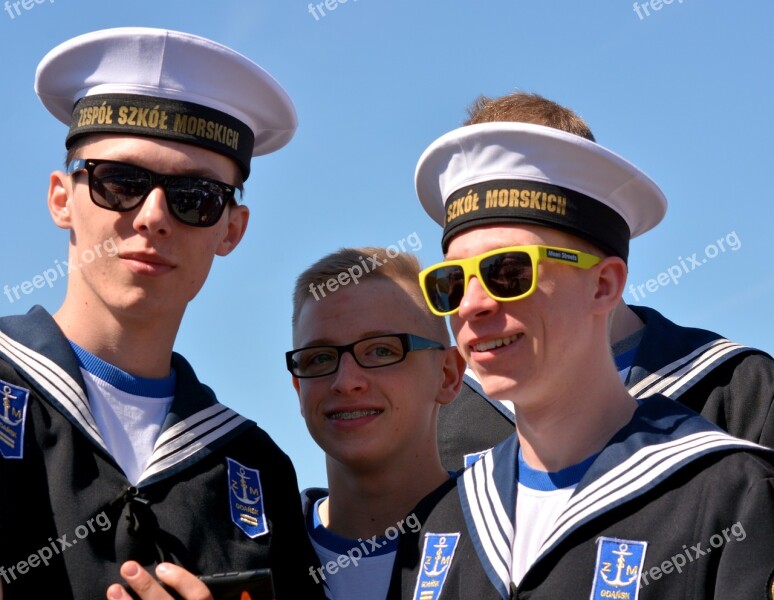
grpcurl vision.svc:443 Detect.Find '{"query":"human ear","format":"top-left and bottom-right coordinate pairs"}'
top-left (48, 170), bottom-right (73, 229)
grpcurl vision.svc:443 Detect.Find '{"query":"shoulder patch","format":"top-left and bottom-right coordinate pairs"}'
top-left (0, 379), bottom-right (30, 459)
top-left (412, 532), bottom-right (461, 600)
top-left (590, 537), bottom-right (647, 600)
top-left (227, 457), bottom-right (269, 538)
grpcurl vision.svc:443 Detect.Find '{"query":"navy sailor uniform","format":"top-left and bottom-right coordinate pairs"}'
top-left (438, 306), bottom-right (774, 471)
top-left (0, 306), bottom-right (325, 599)
top-left (388, 397), bottom-right (774, 599)
top-left (624, 305), bottom-right (774, 445)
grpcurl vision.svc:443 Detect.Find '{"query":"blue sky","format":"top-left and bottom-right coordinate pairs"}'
top-left (1, 1), bottom-right (772, 490)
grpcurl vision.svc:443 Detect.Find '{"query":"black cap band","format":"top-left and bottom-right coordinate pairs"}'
top-left (68, 94), bottom-right (255, 178)
top-left (442, 179), bottom-right (631, 261)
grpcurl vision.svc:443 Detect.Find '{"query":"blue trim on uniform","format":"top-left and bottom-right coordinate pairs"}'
top-left (309, 497), bottom-right (398, 557)
top-left (517, 447), bottom-right (598, 491)
top-left (625, 305), bottom-right (763, 391)
top-left (456, 399), bottom-right (772, 597)
top-left (577, 396), bottom-right (726, 489)
top-left (614, 346), bottom-right (637, 373)
top-left (458, 433), bottom-right (518, 599)
top-left (69, 340), bottom-right (176, 398)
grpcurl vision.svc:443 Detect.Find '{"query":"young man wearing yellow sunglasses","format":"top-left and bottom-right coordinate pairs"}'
top-left (386, 122), bottom-right (774, 599)
top-left (434, 93), bottom-right (774, 475)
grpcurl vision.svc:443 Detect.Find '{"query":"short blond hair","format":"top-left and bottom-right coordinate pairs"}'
top-left (291, 247), bottom-right (449, 345)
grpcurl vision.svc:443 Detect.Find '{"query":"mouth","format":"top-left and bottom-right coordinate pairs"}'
top-left (471, 333), bottom-right (523, 353)
top-left (121, 252), bottom-right (175, 267)
top-left (327, 409), bottom-right (384, 421)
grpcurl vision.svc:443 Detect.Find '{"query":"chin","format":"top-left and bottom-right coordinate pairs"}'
top-left (478, 372), bottom-right (525, 403)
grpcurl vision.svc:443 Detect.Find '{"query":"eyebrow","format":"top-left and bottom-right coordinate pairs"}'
top-left (96, 156), bottom-right (233, 184)
top-left (295, 331), bottom-right (398, 348)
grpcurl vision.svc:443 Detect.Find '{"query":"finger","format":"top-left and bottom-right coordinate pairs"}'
top-left (155, 564), bottom-right (213, 600)
top-left (106, 582), bottom-right (132, 600)
top-left (117, 561), bottom-right (173, 600)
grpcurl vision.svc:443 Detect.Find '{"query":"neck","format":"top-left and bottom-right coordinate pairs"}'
top-left (322, 455), bottom-right (448, 540)
top-left (54, 298), bottom-right (182, 379)
top-left (610, 300), bottom-right (645, 345)
top-left (516, 346), bottom-right (637, 473)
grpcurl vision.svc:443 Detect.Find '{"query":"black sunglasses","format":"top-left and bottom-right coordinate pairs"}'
top-left (286, 333), bottom-right (446, 378)
top-left (66, 158), bottom-right (242, 227)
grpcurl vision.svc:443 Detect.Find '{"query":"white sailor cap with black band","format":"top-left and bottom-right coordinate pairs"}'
top-left (414, 122), bottom-right (667, 261)
top-left (35, 27), bottom-right (297, 180)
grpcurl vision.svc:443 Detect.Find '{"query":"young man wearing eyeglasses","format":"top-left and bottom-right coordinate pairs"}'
top-left (435, 92), bottom-right (774, 474)
top-left (0, 28), bottom-right (324, 600)
top-left (97, 247), bottom-right (466, 600)
top-left (287, 247), bottom-right (465, 600)
top-left (385, 123), bottom-right (774, 599)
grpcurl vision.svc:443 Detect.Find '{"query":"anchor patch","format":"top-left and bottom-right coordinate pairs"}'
top-left (0, 380), bottom-right (29, 459)
top-left (590, 537), bottom-right (647, 600)
top-left (226, 457), bottom-right (268, 539)
top-left (412, 532), bottom-right (460, 600)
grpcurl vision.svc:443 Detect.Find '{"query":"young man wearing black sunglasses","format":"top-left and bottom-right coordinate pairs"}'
top-left (385, 122), bottom-right (774, 599)
top-left (0, 28), bottom-right (324, 600)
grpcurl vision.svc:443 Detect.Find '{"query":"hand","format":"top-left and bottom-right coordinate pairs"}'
top-left (107, 561), bottom-right (213, 600)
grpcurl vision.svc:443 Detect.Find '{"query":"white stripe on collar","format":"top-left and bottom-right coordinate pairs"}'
top-left (138, 404), bottom-right (246, 484)
top-left (537, 431), bottom-right (762, 556)
top-left (462, 451), bottom-right (513, 593)
top-left (629, 339), bottom-right (747, 400)
top-left (0, 330), bottom-right (248, 486)
top-left (0, 330), bottom-right (107, 452)
top-left (460, 429), bottom-right (764, 593)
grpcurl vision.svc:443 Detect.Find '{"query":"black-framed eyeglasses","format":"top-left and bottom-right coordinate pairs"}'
top-left (286, 333), bottom-right (446, 378)
top-left (66, 158), bottom-right (242, 228)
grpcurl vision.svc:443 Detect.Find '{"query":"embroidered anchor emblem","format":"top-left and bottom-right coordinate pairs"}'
top-left (413, 533), bottom-right (460, 600)
top-left (232, 466), bottom-right (261, 505)
top-left (601, 543), bottom-right (639, 587)
top-left (226, 458), bottom-right (268, 539)
top-left (424, 536), bottom-right (452, 577)
top-left (1, 385), bottom-right (23, 426)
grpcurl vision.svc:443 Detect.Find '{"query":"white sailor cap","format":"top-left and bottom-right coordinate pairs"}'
top-left (415, 122), bottom-right (667, 260)
top-left (35, 27), bottom-right (297, 179)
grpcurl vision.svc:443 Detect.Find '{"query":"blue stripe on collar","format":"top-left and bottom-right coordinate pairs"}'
top-left (309, 497), bottom-right (398, 556)
top-left (518, 447), bottom-right (598, 491)
top-left (69, 340), bottom-right (176, 398)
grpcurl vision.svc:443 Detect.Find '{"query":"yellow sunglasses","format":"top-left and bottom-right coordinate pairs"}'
top-left (419, 245), bottom-right (601, 316)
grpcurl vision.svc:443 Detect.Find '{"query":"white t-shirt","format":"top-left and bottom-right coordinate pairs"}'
top-left (511, 448), bottom-right (597, 585)
top-left (70, 341), bottom-right (175, 485)
top-left (307, 497), bottom-right (398, 600)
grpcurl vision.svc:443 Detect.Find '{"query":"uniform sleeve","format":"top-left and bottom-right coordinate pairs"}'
top-left (713, 469), bottom-right (774, 599)
top-left (261, 446), bottom-right (328, 600)
top-left (692, 352), bottom-right (774, 447)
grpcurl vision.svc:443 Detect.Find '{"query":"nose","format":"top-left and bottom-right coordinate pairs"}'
top-left (132, 186), bottom-right (173, 236)
top-left (456, 276), bottom-right (500, 322)
top-left (330, 351), bottom-right (369, 395)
